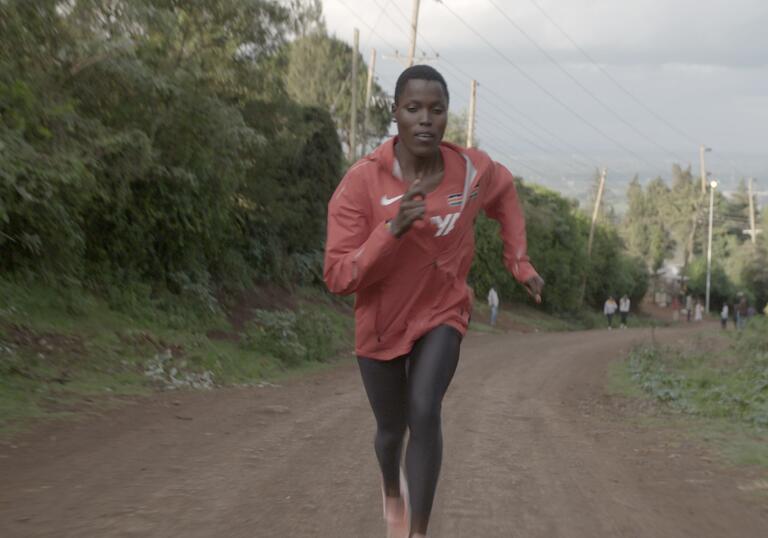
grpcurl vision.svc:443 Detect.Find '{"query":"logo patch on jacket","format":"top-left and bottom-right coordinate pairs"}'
top-left (447, 187), bottom-right (480, 208)
top-left (447, 193), bottom-right (463, 207)
top-left (431, 213), bottom-right (460, 237)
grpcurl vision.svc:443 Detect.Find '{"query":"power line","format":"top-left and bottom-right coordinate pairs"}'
top-left (436, 60), bottom-right (592, 167)
top-left (369, 1), bottom-right (602, 170)
top-left (418, 49), bottom-right (606, 174)
top-left (434, 0), bottom-right (656, 170)
top-left (341, 0), bottom-right (560, 169)
top-left (366, 0), bottom-right (414, 48)
top-left (476, 112), bottom-right (594, 175)
top-left (335, 0), bottom-right (402, 54)
top-left (409, 35), bottom-right (601, 169)
top-left (365, 1), bottom-right (615, 177)
top-left (480, 139), bottom-right (552, 180)
top-left (475, 100), bottom-right (598, 172)
top-left (486, 0), bottom-right (684, 164)
top-left (526, 0), bottom-right (700, 148)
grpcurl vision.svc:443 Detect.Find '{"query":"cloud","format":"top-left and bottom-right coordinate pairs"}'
top-left (324, 0), bottom-right (768, 181)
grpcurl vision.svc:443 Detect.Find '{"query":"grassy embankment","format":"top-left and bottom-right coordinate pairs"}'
top-left (0, 277), bottom-right (353, 436)
top-left (609, 317), bottom-right (768, 468)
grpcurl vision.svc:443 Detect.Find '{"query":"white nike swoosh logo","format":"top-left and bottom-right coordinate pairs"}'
top-left (380, 194), bottom-right (404, 206)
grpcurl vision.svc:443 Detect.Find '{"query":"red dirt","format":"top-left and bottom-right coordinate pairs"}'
top-left (1, 325), bottom-right (767, 537)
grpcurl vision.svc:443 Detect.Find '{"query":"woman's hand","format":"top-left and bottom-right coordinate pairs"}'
top-left (524, 275), bottom-right (544, 304)
top-left (390, 179), bottom-right (427, 238)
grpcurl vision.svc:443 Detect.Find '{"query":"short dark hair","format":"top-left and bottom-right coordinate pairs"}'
top-left (394, 64), bottom-right (449, 105)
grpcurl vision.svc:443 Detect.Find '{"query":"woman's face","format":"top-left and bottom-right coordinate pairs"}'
top-left (392, 79), bottom-right (448, 158)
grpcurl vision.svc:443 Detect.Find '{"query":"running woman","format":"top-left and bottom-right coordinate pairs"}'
top-left (324, 65), bottom-right (544, 538)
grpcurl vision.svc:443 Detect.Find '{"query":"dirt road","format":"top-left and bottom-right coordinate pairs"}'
top-left (2, 326), bottom-right (767, 537)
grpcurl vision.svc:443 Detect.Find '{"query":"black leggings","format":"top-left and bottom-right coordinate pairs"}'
top-left (357, 325), bottom-right (461, 535)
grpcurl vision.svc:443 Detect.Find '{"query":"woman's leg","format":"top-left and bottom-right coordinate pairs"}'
top-left (405, 325), bottom-right (462, 535)
top-left (357, 355), bottom-right (409, 498)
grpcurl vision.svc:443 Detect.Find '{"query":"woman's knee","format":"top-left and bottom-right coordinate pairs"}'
top-left (376, 420), bottom-right (406, 448)
top-left (407, 400), bottom-right (441, 437)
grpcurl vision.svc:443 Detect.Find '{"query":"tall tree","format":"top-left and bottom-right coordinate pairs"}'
top-left (280, 31), bottom-right (390, 157)
top-left (443, 109), bottom-right (470, 147)
top-left (621, 177), bottom-right (674, 271)
top-left (665, 164), bottom-right (702, 270)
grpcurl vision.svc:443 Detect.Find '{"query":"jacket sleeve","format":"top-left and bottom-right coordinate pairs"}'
top-left (482, 161), bottom-right (540, 284)
top-left (323, 169), bottom-right (402, 295)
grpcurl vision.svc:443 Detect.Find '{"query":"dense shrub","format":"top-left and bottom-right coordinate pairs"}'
top-left (470, 182), bottom-right (648, 312)
top-left (0, 0), bottom-right (340, 294)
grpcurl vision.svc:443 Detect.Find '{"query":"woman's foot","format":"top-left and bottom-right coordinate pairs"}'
top-left (382, 471), bottom-right (410, 538)
top-left (383, 494), bottom-right (408, 538)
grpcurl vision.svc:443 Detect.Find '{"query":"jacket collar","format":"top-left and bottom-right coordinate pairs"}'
top-left (369, 137), bottom-right (485, 178)
top-left (369, 137), bottom-right (485, 212)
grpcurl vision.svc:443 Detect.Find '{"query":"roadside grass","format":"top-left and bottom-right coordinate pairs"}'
top-left (606, 358), bottom-right (646, 398)
top-left (0, 277), bottom-right (353, 436)
top-left (611, 316), bottom-right (768, 468)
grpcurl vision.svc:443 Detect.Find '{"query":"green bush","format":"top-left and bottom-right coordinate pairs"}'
top-left (470, 182), bottom-right (648, 313)
top-left (628, 318), bottom-right (768, 427)
top-left (244, 306), bottom-right (352, 366)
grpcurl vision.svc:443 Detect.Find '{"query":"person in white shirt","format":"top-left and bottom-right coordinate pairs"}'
top-left (487, 286), bottom-right (499, 326)
top-left (619, 295), bottom-right (631, 328)
top-left (720, 304), bottom-right (729, 329)
top-left (604, 296), bottom-right (618, 329)
top-left (694, 300), bottom-right (704, 321)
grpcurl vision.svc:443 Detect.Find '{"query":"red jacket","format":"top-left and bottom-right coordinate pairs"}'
top-left (324, 138), bottom-right (539, 360)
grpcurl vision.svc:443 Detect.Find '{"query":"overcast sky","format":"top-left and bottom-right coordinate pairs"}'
top-left (322, 0), bottom-right (767, 201)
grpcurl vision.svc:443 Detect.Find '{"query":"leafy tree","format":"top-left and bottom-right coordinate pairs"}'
top-left (685, 257), bottom-right (733, 309)
top-left (666, 164), bottom-right (704, 270)
top-left (472, 182), bottom-right (647, 313)
top-left (279, 31), bottom-right (390, 157)
top-left (0, 0), bottom-right (339, 292)
top-left (443, 109), bottom-right (470, 147)
top-left (740, 244), bottom-right (768, 311)
top-left (620, 177), bottom-right (675, 271)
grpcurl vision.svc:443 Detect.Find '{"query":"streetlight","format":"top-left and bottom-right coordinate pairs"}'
top-left (700, 145), bottom-right (712, 194)
top-left (705, 179), bottom-right (718, 313)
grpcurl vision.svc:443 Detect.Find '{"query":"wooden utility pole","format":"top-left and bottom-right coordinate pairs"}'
top-left (744, 177), bottom-right (762, 244)
top-left (407, 0), bottom-right (421, 66)
top-left (705, 179), bottom-right (718, 313)
top-left (748, 177), bottom-right (757, 244)
top-left (349, 28), bottom-right (359, 162)
top-left (466, 80), bottom-right (477, 148)
top-left (580, 168), bottom-right (607, 305)
top-left (587, 168), bottom-right (607, 257)
top-left (361, 48), bottom-right (377, 156)
top-left (699, 145), bottom-right (711, 194)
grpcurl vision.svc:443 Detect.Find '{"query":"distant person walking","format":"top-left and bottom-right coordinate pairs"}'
top-left (737, 296), bottom-right (748, 330)
top-left (720, 304), bottom-right (729, 329)
top-left (619, 294), bottom-right (631, 328)
top-left (487, 286), bottom-right (499, 327)
top-left (694, 300), bottom-right (704, 321)
top-left (685, 295), bottom-right (693, 322)
top-left (604, 296), bottom-right (618, 329)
